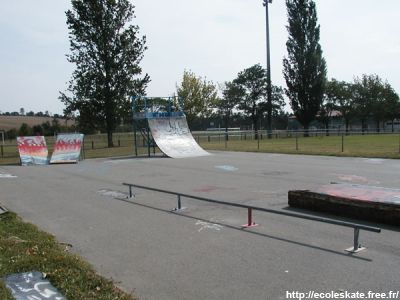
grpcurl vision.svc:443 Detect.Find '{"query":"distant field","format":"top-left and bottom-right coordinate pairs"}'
top-left (0, 116), bottom-right (75, 131)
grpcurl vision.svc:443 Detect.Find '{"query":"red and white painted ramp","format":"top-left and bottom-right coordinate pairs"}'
top-left (148, 117), bottom-right (210, 158)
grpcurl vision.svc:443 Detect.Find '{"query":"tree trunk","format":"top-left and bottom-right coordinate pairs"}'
top-left (107, 131), bottom-right (114, 147)
top-left (392, 119), bottom-right (394, 133)
top-left (325, 121), bottom-right (329, 136)
top-left (253, 116), bottom-right (259, 140)
top-left (303, 125), bottom-right (309, 137)
top-left (361, 119), bottom-right (365, 135)
top-left (345, 119), bottom-right (349, 135)
top-left (376, 120), bottom-right (380, 133)
top-left (225, 116), bottom-right (229, 141)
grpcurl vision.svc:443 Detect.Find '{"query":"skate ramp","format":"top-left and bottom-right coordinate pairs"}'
top-left (17, 136), bottom-right (49, 166)
top-left (148, 117), bottom-right (210, 158)
top-left (50, 133), bottom-right (84, 164)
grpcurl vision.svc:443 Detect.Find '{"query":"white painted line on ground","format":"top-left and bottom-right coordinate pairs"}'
top-left (98, 189), bottom-right (128, 198)
top-left (0, 173), bottom-right (17, 178)
top-left (215, 165), bottom-right (238, 172)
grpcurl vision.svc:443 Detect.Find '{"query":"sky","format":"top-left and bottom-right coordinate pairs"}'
top-left (0, 0), bottom-right (399, 115)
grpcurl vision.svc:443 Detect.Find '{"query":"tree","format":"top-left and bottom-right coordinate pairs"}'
top-left (176, 70), bottom-right (219, 128)
top-left (325, 79), bottom-right (354, 133)
top-left (283, 0), bottom-right (327, 136)
top-left (6, 129), bottom-right (17, 141)
top-left (383, 83), bottom-right (400, 132)
top-left (218, 82), bottom-right (242, 133)
top-left (353, 74), bottom-right (385, 133)
top-left (32, 125), bottom-right (44, 136)
top-left (232, 64), bottom-right (284, 139)
top-left (18, 123), bottom-right (32, 136)
top-left (317, 95), bottom-right (335, 135)
top-left (60, 0), bottom-right (149, 147)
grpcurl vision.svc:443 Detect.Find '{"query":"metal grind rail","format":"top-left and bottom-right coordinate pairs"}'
top-left (122, 183), bottom-right (381, 253)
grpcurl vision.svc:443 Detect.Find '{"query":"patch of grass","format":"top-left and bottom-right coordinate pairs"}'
top-left (2, 133), bottom-right (400, 165)
top-left (0, 212), bottom-right (135, 300)
top-left (200, 134), bottom-right (400, 159)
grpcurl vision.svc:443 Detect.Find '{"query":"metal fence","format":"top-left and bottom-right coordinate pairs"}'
top-left (122, 183), bottom-right (381, 253)
top-left (193, 130), bottom-right (400, 157)
top-left (2, 130), bottom-right (400, 163)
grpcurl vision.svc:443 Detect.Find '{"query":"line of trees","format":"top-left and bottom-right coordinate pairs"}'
top-left (177, 0), bottom-right (399, 135)
top-left (4, 119), bottom-right (77, 140)
top-left (0, 110), bottom-right (64, 118)
top-left (176, 65), bottom-right (286, 135)
top-left (61, 0), bottom-right (399, 144)
top-left (321, 75), bottom-right (399, 133)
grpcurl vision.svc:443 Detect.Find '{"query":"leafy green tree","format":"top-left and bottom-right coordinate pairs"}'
top-left (283, 0), bottom-right (327, 136)
top-left (51, 117), bottom-right (61, 135)
top-left (317, 96), bottom-right (335, 135)
top-left (325, 79), bottom-right (354, 133)
top-left (232, 64), bottom-right (284, 138)
top-left (353, 74), bottom-right (385, 132)
top-left (176, 70), bottom-right (219, 128)
top-left (60, 0), bottom-right (149, 147)
top-left (218, 82), bottom-right (242, 133)
top-left (383, 83), bottom-right (400, 132)
top-left (6, 129), bottom-right (17, 141)
top-left (41, 121), bottom-right (52, 136)
top-left (18, 123), bottom-right (32, 136)
top-left (259, 85), bottom-right (285, 119)
top-left (32, 125), bottom-right (44, 136)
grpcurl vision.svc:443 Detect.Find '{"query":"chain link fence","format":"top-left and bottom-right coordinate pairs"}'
top-left (1, 130), bottom-right (400, 164)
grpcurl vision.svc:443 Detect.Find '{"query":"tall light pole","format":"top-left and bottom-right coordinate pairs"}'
top-left (263, 0), bottom-right (273, 139)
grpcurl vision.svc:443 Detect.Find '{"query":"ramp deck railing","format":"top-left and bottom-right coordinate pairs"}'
top-left (122, 183), bottom-right (381, 253)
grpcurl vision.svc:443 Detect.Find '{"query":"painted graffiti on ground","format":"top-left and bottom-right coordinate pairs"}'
top-left (215, 165), bottom-right (238, 172)
top-left (195, 220), bottom-right (223, 232)
top-left (317, 183), bottom-right (400, 205)
top-left (334, 173), bottom-right (380, 185)
top-left (50, 133), bottom-right (84, 164)
top-left (0, 173), bottom-right (17, 178)
top-left (17, 136), bottom-right (49, 166)
top-left (98, 189), bottom-right (128, 199)
top-left (363, 158), bottom-right (386, 164)
top-left (4, 271), bottom-right (66, 300)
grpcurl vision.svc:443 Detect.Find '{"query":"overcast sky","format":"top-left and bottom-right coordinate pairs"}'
top-left (0, 0), bottom-right (399, 115)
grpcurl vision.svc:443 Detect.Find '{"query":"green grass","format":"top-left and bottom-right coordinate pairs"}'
top-left (0, 212), bottom-right (135, 300)
top-left (200, 134), bottom-right (400, 159)
top-left (2, 133), bottom-right (400, 165)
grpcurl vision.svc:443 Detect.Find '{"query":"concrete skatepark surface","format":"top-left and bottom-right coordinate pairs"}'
top-left (0, 152), bottom-right (399, 299)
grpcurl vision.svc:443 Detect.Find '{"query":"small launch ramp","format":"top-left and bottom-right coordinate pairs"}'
top-left (50, 133), bottom-right (84, 164)
top-left (148, 116), bottom-right (210, 158)
top-left (17, 136), bottom-right (49, 166)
